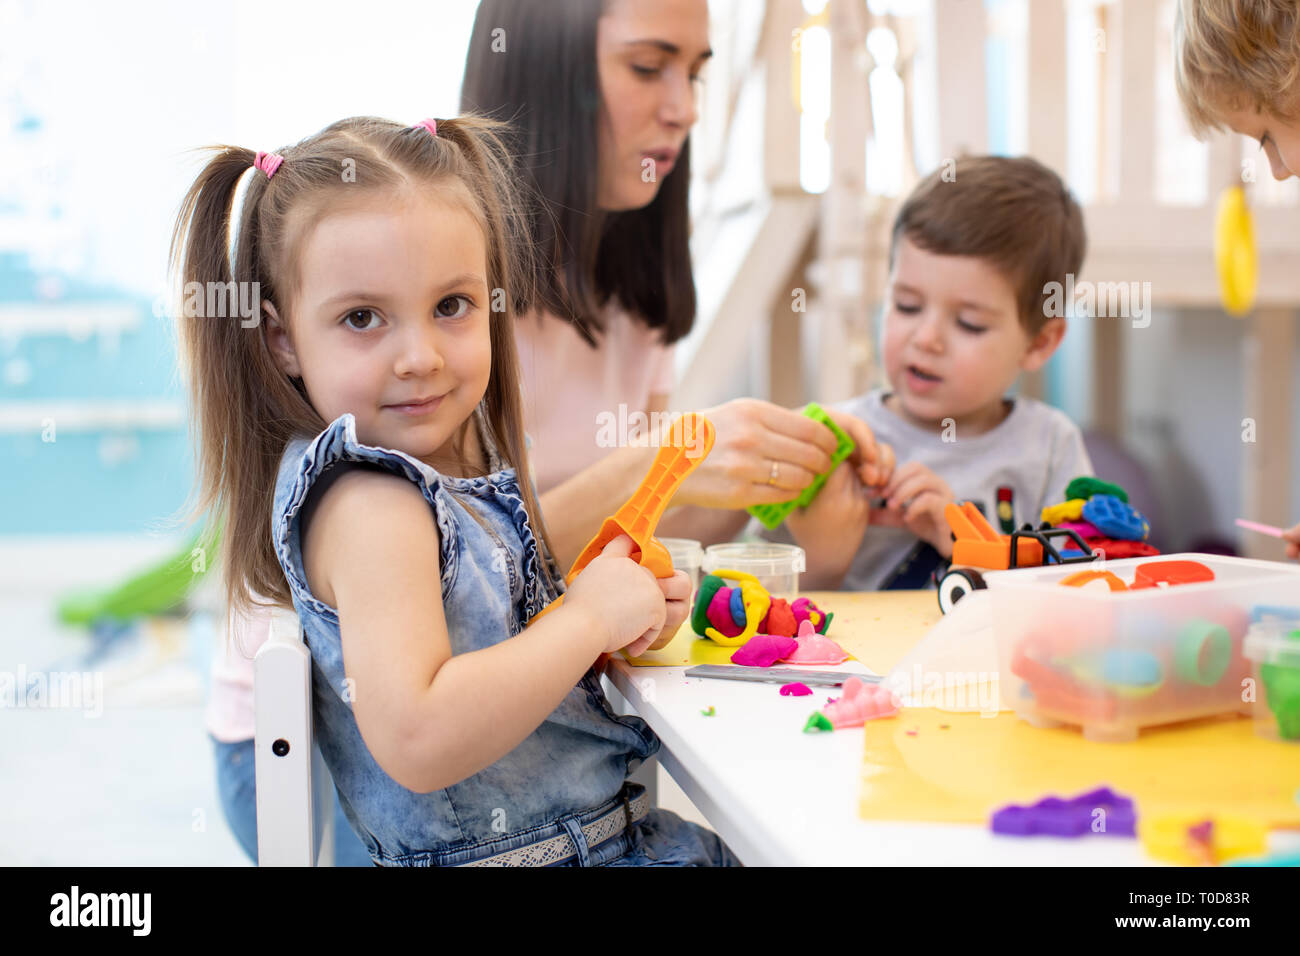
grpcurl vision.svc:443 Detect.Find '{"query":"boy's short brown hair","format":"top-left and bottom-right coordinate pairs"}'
top-left (890, 155), bottom-right (1086, 335)
top-left (1174, 0), bottom-right (1300, 137)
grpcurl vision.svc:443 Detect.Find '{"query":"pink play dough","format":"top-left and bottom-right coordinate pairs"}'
top-left (822, 677), bottom-right (900, 728)
top-left (780, 682), bottom-right (813, 696)
top-left (730, 634), bottom-right (798, 667)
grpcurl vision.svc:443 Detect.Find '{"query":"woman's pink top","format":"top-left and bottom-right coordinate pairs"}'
top-left (204, 304), bottom-right (676, 742)
top-left (514, 305), bottom-right (677, 494)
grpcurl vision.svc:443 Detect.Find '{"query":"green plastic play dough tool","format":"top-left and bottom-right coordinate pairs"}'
top-left (747, 402), bottom-right (856, 530)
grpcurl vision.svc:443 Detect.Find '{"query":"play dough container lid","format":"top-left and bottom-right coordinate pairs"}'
top-left (983, 553), bottom-right (1300, 742)
top-left (703, 542), bottom-right (805, 600)
top-left (1243, 617), bottom-right (1300, 743)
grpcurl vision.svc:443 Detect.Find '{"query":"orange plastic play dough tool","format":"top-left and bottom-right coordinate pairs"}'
top-left (528, 413), bottom-right (716, 626)
top-left (1059, 569), bottom-right (1128, 591)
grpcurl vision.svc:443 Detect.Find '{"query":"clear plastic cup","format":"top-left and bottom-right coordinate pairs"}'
top-left (1243, 617), bottom-right (1300, 743)
top-left (660, 538), bottom-right (703, 592)
top-left (702, 542), bottom-right (805, 600)
top-left (659, 538), bottom-right (703, 642)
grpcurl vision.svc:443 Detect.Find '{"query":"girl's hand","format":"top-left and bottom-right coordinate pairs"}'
top-left (628, 570), bottom-right (692, 656)
top-left (564, 536), bottom-right (667, 655)
top-left (1284, 521), bottom-right (1300, 560)
top-left (675, 399), bottom-right (892, 509)
top-left (871, 461), bottom-right (956, 558)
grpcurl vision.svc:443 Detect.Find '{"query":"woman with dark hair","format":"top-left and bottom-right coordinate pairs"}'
top-left (462, 0), bottom-right (893, 564)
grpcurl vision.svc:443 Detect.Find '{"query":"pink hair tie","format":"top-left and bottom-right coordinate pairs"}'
top-left (414, 118), bottom-right (438, 138)
top-left (253, 150), bottom-right (284, 180)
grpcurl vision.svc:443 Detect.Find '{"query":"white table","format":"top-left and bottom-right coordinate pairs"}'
top-left (604, 660), bottom-right (1300, 866)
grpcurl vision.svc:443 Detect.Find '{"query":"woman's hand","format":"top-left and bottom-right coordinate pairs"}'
top-left (1284, 521), bottom-right (1300, 560)
top-left (675, 398), bottom-right (894, 509)
top-left (870, 461), bottom-right (956, 558)
top-left (565, 536), bottom-right (667, 654)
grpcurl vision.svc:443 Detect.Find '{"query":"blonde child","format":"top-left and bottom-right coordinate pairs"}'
top-left (172, 115), bottom-right (738, 866)
top-left (765, 156), bottom-right (1094, 589)
top-left (1175, 0), bottom-right (1300, 558)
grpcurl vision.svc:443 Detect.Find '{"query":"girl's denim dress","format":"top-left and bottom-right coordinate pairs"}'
top-left (271, 413), bottom-right (739, 867)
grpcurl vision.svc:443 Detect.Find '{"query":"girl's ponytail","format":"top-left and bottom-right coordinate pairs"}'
top-left (170, 145), bottom-right (324, 617)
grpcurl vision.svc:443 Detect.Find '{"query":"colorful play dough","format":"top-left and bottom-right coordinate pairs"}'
top-left (730, 634), bottom-right (798, 667)
top-left (1041, 499), bottom-right (1087, 525)
top-left (780, 682), bottom-right (813, 697)
top-left (1066, 476), bottom-right (1129, 504)
top-left (691, 570), bottom-right (834, 645)
top-left (1055, 519), bottom-right (1102, 539)
top-left (1082, 494), bottom-right (1149, 541)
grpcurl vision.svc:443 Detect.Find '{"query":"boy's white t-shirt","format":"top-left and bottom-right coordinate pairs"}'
top-left (757, 389), bottom-right (1094, 591)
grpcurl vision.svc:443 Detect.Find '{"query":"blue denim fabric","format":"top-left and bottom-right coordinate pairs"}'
top-left (271, 413), bottom-right (675, 866)
top-left (211, 735), bottom-right (372, 867)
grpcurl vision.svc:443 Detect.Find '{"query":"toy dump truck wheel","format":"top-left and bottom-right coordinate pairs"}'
top-left (938, 567), bottom-right (986, 614)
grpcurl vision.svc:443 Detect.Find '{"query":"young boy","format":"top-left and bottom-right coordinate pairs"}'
top-left (1174, 0), bottom-right (1300, 557)
top-left (764, 155), bottom-right (1094, 590)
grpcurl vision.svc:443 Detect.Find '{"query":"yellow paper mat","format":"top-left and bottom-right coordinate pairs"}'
top-left (860, 709), bottom-right (1300, 827)
top-left (624, 589), bottom-right (938, 668)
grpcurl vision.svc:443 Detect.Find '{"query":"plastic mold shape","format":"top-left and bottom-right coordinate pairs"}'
top-left (818, 676), bottom-right (900, 728)
top-left (991, 786), bottom-right (1136, 837)
top-left (747, 402), bottom-right (856, 530)
top-left (529, 413), bottom-right (715, 625)
top-left (783, 619), bottom-right (850, 664)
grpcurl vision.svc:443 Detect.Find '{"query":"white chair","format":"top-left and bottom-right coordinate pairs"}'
top-left (253, 607), bottom-right (335, 866)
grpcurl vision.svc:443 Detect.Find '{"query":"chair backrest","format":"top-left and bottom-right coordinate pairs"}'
top-left (253, 607), bottom-right (335, 866)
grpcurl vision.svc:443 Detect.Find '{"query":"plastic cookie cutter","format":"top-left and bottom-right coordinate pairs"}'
top-left (991, 786), bottom-right (1137, 837)
top-left (747, 402), bottom-right (856, 530)
top-left (1058, 569), bottom-right (1129, 591)
top-left (527, 413), bottom-right (716, 626)
top-left (1130, 559), bottom-right (1214, 590)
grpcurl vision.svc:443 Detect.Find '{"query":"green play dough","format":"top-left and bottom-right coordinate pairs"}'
top-left (804, 712), bottom-right (833, 733)
top-left (1065, 476), bottom-right (1129, 503)
top-left (691, 574), bottom-right (726, 636)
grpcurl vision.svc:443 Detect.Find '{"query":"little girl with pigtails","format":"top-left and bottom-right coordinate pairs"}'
top-left (171, 114), bottom-right (739, 866)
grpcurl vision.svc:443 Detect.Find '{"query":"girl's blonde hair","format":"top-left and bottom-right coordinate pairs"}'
top-left (1175, 0), bottom-right (1300, 136)
top-left (169, 115), bottom-right (552, 617)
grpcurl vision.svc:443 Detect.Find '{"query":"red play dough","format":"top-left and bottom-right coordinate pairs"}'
top-left (763, 599), bottom-right (797, 637)
top-left (1086, 537), bottom-right (1160, 560)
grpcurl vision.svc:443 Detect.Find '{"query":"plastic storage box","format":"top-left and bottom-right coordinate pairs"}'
top-left (984, 553), bottom-right (1300, 742)
top-left (1243, 615), bottom-right (1300, 743)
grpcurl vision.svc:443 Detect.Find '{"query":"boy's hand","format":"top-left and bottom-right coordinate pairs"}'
top-left (1284, 522), bottom-right (1300, 560)
top-left (871, 461), bottom-right (955, 558)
